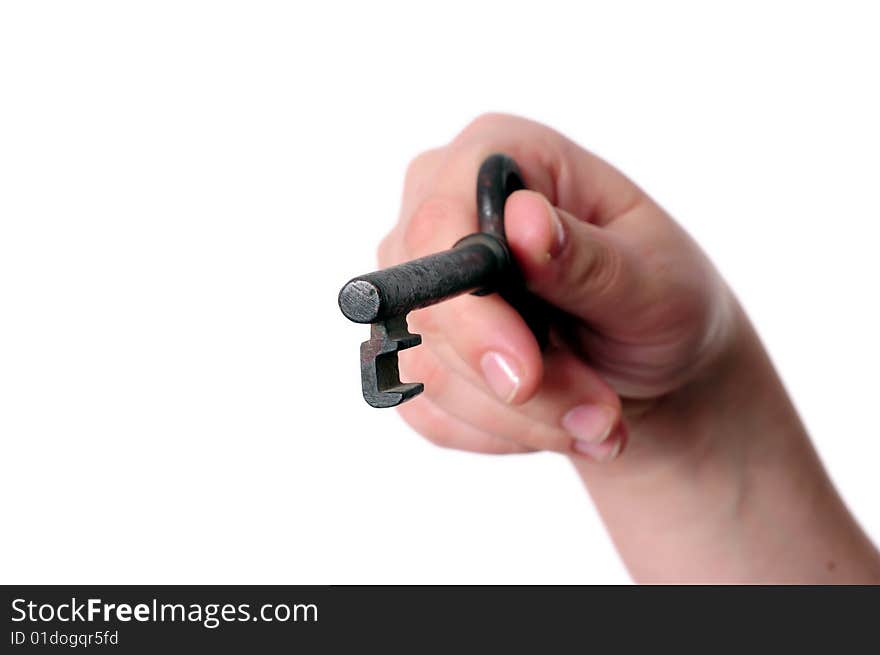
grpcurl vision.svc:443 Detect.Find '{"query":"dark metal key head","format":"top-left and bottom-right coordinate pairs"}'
top-left (339, 153), bottom-right (544, 408)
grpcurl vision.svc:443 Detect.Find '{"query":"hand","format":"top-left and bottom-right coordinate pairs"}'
top-left (381, 113), bottom-right (735, 462)
top-left (380, 114), bottom-right (880, 582)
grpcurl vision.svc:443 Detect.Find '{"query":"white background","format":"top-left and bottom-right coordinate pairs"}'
top-left (1, 2), bottom-right (878, 584)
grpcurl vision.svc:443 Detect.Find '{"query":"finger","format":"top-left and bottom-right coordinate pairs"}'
top-left (505, 190), bottom-right (655, 334)
top-left (395, 115), bottom-right (634, 258)
top-left (400, 341), bottom-right (564, 451)
top-left (396, 393), bottom-right (533, 455)
top-left (398, 147), bottom-right (447, 220)
top-left (387, 199), bottom-right (544, 405)
top-left (401, 343), bottom-right (625, 461)
top-left (572, 420), bottom-right (628, 464)
top-left (376, 146), bottom-right (447, 268)
top-left (447, 113), bottom-right (645, 227)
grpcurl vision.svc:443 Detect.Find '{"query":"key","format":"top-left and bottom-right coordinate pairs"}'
top-left (338, 153), bottom-right (548, 408)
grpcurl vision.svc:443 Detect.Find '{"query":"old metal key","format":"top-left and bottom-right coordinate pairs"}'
top-left (338, 154), bottom-right (547, 408)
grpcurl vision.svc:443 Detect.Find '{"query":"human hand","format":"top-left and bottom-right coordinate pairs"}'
top-left (379, 114), bottom-right (880, 582)
top-left (381, 113), bottom-right (735, 462)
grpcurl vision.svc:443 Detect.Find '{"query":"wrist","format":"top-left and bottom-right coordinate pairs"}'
top-left (573, 307), bottom-right (802, 580)
top-left (574, 305), bottom-right (880, 582)
top-left (620, 298), bottom-right (764, 472)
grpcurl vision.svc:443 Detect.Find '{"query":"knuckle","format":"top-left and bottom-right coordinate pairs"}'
top-left (417, 353), bottom-right (449, 400)
top-left (573, 239), bottom-right (625, 301)
top-left (406, 306), bottom-right (438, 336)
top-left (515, 420), bottom-right (570, 454)
top-left (398, 405), bottom-right (456, 449)
top-left (376, 229), bottom-right (397, 266)
top-left (651, 291), bottom-right (715, 367)
top-left (455, 112), bottom-right (512, 143)
top-left (399, 348), bottom-right (448, 400)
top-left (403, 148), bottom-right (442, 190)
top-left (402, 196), bottom-right (456, 256)
top-left (423, 428), bottom-right (458, 450)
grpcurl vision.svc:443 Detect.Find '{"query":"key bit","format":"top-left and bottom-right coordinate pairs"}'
top-left (359, 316), bottom-right (423, 408)
top-left (338, 153), bottom-right (548, 408)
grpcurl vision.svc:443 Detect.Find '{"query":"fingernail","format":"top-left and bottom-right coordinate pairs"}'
top-left (572, 434), bottom-right (623, 462)
top-left (480, 351), bottom-right (521, 403)
top-left (545, 199), bottom-right (566, 258)
top-left (562, 404), bottom-right (616, 443)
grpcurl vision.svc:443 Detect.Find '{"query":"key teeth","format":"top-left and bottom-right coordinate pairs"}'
top-left (364, 382), bottom-right (424, 409)
top-left (359, 315), bottom-right (424, 408)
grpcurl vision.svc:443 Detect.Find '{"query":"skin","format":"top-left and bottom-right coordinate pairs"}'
top-left (379, 113), bottom-right (880, 583)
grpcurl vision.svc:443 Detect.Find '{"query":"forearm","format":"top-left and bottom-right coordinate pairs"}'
top-left (572, 309), bottom-right (880, 583)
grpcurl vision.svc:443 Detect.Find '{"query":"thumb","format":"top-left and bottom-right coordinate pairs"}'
top-left (505, 190), bottom-right (646, 329)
